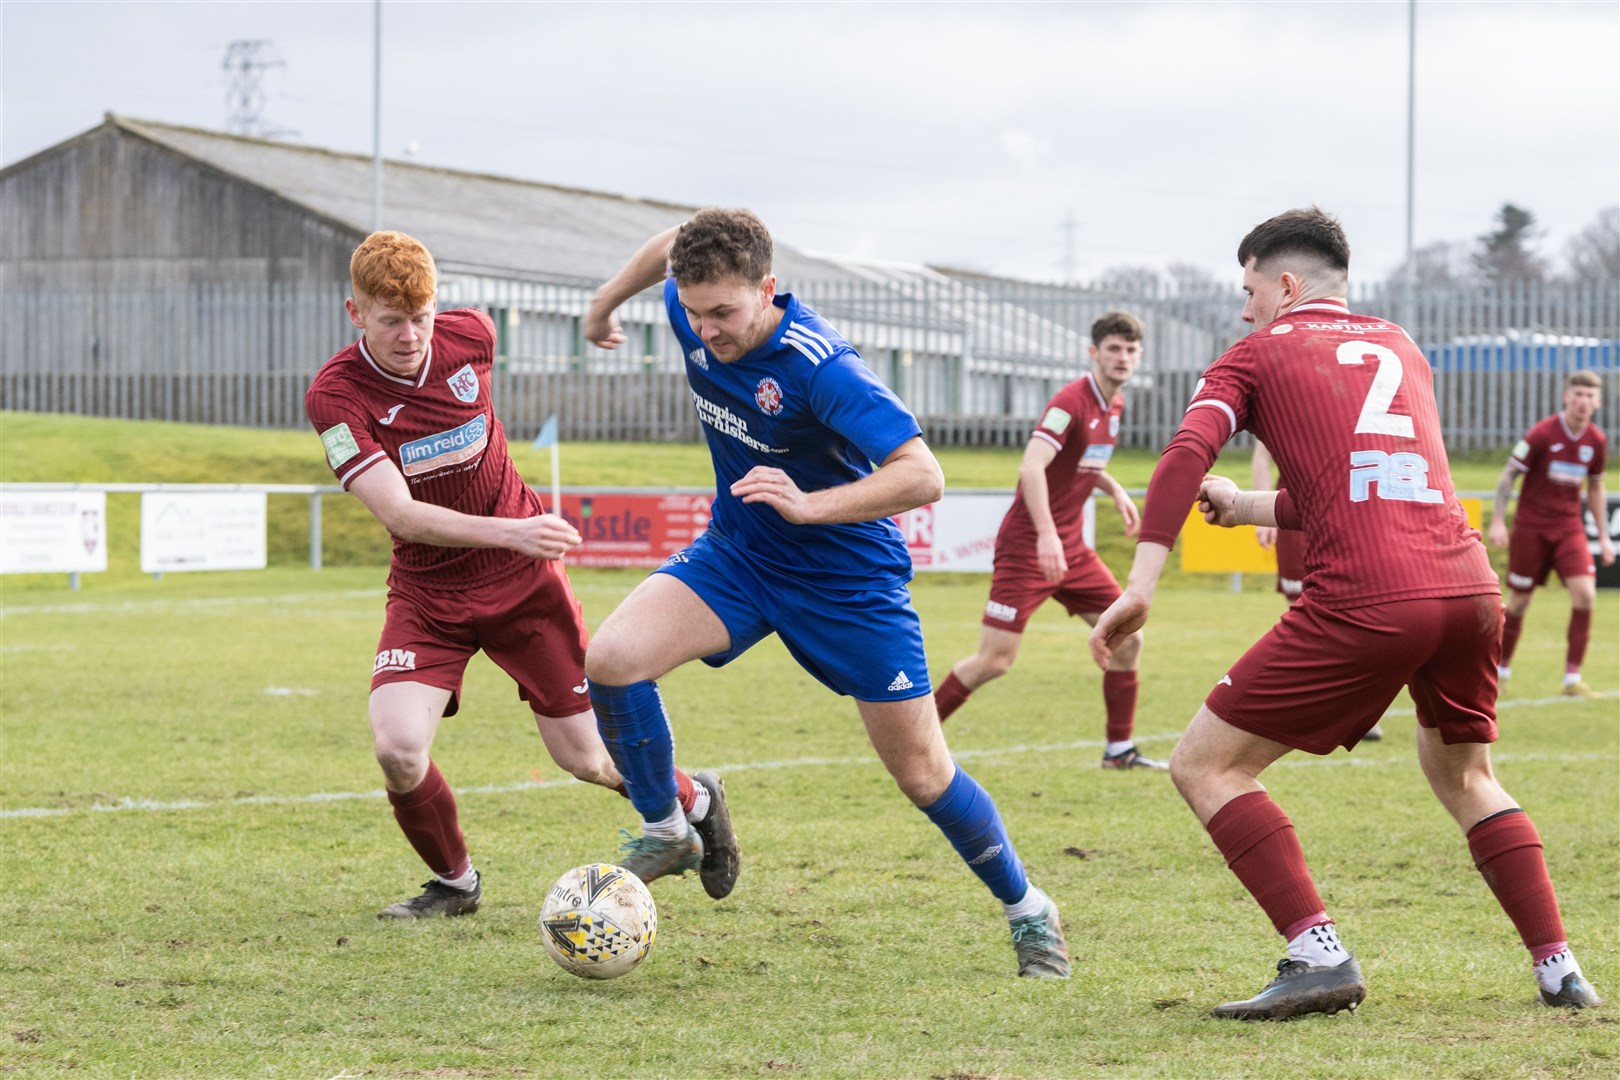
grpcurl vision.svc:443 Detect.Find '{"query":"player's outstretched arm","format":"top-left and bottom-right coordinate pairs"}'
top-left (349, 462), bottom-right (581, 559)
top-left (731, 435), bottom-right (944, 525)
top-left (1088, 542), bottom-right (1169, 670)
top-left (1016, 437), bottom-right (1067, 581)
top-left (1488, 461), bottom-right (1520, 548)
top-left (584, 225), bottom-right (681, 350)
top-left (1095, 470), bottom-right (1141, 538)
top-left (1590, 475), bottom-right (1616, 566)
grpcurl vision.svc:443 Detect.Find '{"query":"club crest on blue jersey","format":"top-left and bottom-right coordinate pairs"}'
top-left (755, 377), bottom-right (785, 416)
top-left (447, 364), bottom-right (479, 403)
top-left (688, 347), bottom-right (709, 371)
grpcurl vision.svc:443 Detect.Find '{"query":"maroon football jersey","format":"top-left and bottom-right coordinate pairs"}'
top-left (305, 308), bottom-right (542, 590)
top-left (1508, 413), bottom-right (1607, 531)
top-left (997, 374), bottom-right (1125, 557)
top-left (1143, 300), bottom-right (1497, 608)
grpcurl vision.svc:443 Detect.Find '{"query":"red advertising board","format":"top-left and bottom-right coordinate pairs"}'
top-left (555, 492), bottom-right (715, 567)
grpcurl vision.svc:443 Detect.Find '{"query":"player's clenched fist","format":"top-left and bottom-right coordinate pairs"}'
top-left (1198, 474), bottom-right (1242, 527)
top-left (731, 466), bottom-right (816, 523)
top-left (510, 513), bottom-right (582, 560)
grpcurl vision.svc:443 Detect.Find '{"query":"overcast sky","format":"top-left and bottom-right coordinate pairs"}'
top-left (4, 1), bottom-right (1616, 285)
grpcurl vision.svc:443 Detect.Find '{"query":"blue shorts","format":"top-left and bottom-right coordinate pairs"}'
top-left (654, 530), bottom-right (931, 701)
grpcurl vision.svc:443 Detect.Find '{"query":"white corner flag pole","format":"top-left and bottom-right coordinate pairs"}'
top-left (550, 441), bottom-right (561, 518)
top-left (532, 413), bottom-right (562, 515)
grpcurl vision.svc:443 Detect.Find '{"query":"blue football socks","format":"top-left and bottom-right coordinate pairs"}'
top-left (920, 765), bottom-right (1029, 905)
top-left (589, 680), bottom-right (679, 822)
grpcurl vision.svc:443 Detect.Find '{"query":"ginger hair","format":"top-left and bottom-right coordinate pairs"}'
top-left (350, 231), bottom-right (436, 310)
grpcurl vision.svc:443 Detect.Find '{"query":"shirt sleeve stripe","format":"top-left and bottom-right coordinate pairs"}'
top-left (783, 328), bottom-right (829, 359)
top-left (1185, 399), bottom-right (1237, 440)
top-left (1031, 429), bottom-right (1063, 451)
top-left (339, 450), bottom-right (387, 488)
top-left (782, 335), bottom-right (824, 365)
top-left (789, 321), bottom-right (834, 353)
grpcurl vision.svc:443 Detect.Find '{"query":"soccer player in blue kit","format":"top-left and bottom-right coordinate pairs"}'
top-left (582, 209), bottom-right (1068, 977)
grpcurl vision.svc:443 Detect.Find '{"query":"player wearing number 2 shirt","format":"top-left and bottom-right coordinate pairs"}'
top-left (1090, 208), bottom-right (1598, 1020)
top-left (304, 231), bottom-right (732, 922)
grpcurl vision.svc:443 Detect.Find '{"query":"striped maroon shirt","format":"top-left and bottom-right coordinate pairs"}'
top-left (1140, 300), bottom-right (1497, 609)
top-left (305, 308), bottom-right (542, 591)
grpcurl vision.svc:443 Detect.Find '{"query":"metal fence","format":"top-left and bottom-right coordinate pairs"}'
top-left (2, 277), bottom-right (1615, 451)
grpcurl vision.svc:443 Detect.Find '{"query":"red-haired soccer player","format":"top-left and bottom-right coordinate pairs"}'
top-left (1488, 370), bottom-right (1614, 696)
top-left (1092, 207), bottom-right (1599, 1018)
top-left (304, 231), bottom-right (737, 919)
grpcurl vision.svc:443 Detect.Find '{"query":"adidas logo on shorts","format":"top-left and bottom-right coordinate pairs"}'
top-left (887, 670), bottom-right (914, 692)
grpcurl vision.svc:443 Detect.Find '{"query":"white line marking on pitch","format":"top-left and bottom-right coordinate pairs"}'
top-left (0, 590), bottom-right (386, 617)
top-left (3, 693), bottom-right (1612, 821)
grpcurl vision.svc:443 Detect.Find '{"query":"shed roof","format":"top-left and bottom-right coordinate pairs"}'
top-left (89, 114), bottom-right (866, 287)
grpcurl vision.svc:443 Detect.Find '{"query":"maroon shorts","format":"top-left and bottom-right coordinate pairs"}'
top-left (983, 546), bottom-right (1121, 633)
top-left (372, 558), bottom-right (590, 718)
top-left (1205, 593), bottom-right (1502, 754)
top-left (1506, 521), bottom-right (1596, 591)
top-left (1275, 529), bottom-right (1306, 600)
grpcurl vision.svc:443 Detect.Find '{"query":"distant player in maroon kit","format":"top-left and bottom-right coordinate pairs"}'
top-left (935, 311), bottom-right (1164, 770)
top-left (1488, 370), bottom-right (1614, 697)
top-left (1091, 207), bottom-right (1600, 1018)
top-left (304, 231), bottom-right (737, 919)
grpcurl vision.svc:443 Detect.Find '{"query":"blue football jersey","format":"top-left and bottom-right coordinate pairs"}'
top-left (663, 277), bottom-right (921, 588)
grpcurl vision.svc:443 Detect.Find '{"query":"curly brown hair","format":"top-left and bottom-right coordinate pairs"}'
top-left (670, 209), bottom-right (773, 286)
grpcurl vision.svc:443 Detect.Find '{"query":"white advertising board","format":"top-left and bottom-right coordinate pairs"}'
top-left (896, 492), bottom-right (1097, 572)
top-left (140, 492), bottom-right (268, 573)
top-left (0, 492), bottom-right (108, 574)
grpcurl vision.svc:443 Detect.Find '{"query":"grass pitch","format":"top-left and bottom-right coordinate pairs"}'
top-left (2, 562), bottom-right (1616, 1078)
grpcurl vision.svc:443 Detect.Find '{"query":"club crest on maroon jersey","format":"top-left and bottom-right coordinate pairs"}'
top-left (755, 377), bottom-right (784, 415)
top-left (1579, 445), bottom-right (1594, 463)
top-left (447, 364), bottom-right (479, 403)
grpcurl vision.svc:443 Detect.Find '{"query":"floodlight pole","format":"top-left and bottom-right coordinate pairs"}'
top-left (371, 0), bottom-right (383, 232)
top-left (1403, 0), bottom-right (1416, 318)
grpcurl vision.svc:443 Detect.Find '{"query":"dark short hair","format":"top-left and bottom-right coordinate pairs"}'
top-left (1092, 310), bottom-right (1143, 345)
top-left (1237, 207), bottom-right (1350, 274)
top-left (1567, 369), bottom-right (1602, 390)
top-left (670, 209), bottom-right (773, 285)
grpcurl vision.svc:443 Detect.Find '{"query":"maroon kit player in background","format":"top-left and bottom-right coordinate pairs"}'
top-left (305, 231), bottom-right (736, 919)
top-left (936, 311), bottom-right (1166, 770)
top-left (1488, 370), bottom-right (1614, 697)
top-left (1091, 207), bottom-right (1600, 1018)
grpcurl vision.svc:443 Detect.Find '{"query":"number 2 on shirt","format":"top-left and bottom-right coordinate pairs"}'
top-left (1336, 340), bottom-right (1414, 438)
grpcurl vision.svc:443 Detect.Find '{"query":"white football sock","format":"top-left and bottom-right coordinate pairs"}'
top-left (642, 804), bottom-right (688, 841)
top-left (1286, 921), bottom-right (1350, 967)
top-left (437, 865), bottom-right (478, 891)
top-left (1105, 741), bottom-right (1134, 757)
top-left (1534, 948), bottom-right (1583, 994)
top-left (1004, 884), bottom-right (1049, 922)
top-left (1497, 665), bottom-right (1512, 679)
top-left (686, 782), bottom-right (712, 823)
top-left (1562, 671), bottom-right (1581, 687)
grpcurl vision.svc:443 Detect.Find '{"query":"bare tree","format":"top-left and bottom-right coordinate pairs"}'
top-left (1167, 261), bottom-right (1220, 295)
top-left (1473, 203), bottom-right (1546, 284)
top-left (1563, 206), bottom-right (1620, 282)
top-left (1096, 265), bottom-right (1163, 294)
top-left (1389, 240), bottom-right (1477, 288)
